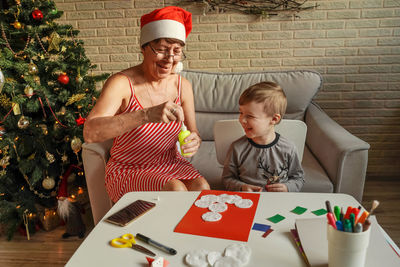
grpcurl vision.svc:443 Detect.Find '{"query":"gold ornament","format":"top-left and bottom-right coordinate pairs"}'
top-left (0, 94), bottom-right (11, 108)
top-left (0, 155), bottom-right (10, 168)
top-left (0, 69), bottom-right (4, 93)
top-left (53, 122), bottom-right (61, 131)
top-left (24, 85), bottom-right (34, 98)
top-left (12, 103), bottom-right (21, 115)
top-left (42, 176), bottom-right (55, 190)
top-left (64, 135), bottom-right (70, 142)
top-left (76, 75), bottom-right (83, 83)
top-left (33, 75), bottom-right (40, 85)
top-left (71, 136), bottom-right (82, 153)
top-left (17, 116), bottom-right (29, 129)
top-left (28, 61), bottom-right (38, 74)
top-left (61, 154), bottom-right (68, 163)
top-left (45, 151), bottom-right (55, 163)
top-left (38, 124), bottom-right (48, 135)
top-left (56, 106), bottom-right (66, 116)
top-left (12, 21), bottom-right (22, 29)
top-left (66, 93), bottom-right (85, 106)
top-left (48, 32), bottom-right (61, 52)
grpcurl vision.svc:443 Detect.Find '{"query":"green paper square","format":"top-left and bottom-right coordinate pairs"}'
top-left (291, 206), bottom-right (307, 215)
top-left (267, 214), bottom-right (285, 223)
top-left (312, 208), bottom-right (327, 216)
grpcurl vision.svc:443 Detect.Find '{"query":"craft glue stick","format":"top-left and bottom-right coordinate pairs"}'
top-left (178, 123), bottom-right (191, 157)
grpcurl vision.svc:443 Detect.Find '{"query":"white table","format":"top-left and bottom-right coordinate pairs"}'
top-left (66, 191), bottom-right (395, 267)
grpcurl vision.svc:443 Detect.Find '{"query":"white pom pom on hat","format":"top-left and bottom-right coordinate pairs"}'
top-left (140, 6), bottom-right (192, 46)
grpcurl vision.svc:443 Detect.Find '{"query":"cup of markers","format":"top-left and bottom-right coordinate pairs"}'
top-left (325, 201), bottom-right (375, 267)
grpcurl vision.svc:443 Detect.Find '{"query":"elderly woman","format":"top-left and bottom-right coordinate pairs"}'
top-left (83, 6), bottom-right (210, 203)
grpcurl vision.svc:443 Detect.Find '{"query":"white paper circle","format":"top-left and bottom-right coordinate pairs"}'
top-left (234, 199), bottom-right (253, 209)
top-left (195, 199), bottom-right (212, 208)
top-left (202, 211), bottom-right (222, 222)
top-left (213, 256), bottom-right (241, 267)
top-left (218, 194), bottom-right (236, 204)
top-left (208, 202), bottom-right (228, 213)
top-left (207, 251), bottom-right (222, 266)
top-left (185, 249), bottom-right (209, 267)
top-left (224, 244), bottom-right (252, 265)
top-left (200, 194), bottom-right (220, 203)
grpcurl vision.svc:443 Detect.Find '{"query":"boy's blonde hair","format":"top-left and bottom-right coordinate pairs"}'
top-left (239, 81), bottom-right (287, 118)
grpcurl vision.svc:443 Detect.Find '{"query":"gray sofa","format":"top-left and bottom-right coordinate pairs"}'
top-left (82, 70), bottom-right (370, 225)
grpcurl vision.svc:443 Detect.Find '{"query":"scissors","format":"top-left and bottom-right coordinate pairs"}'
top-left (110, 233), bottom-right (156, 257)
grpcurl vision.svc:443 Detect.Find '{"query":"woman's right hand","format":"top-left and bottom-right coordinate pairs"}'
top-left (146, 100), bottom-right (184, 123)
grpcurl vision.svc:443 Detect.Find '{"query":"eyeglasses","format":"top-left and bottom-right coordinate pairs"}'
top-left (149, 44), bottom-right (186, 62)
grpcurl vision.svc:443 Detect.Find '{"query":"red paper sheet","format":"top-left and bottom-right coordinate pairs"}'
top-left (174, 190), bottom-right (260, 242)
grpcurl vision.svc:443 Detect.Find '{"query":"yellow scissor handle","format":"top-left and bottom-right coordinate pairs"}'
top-left (110, 233), bottom-right (136, 248)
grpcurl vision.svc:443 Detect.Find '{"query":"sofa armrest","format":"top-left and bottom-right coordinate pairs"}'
top-left (305, 102), bottom-right (370, 201)
top-left (81, 139), bottom-right (113, 225)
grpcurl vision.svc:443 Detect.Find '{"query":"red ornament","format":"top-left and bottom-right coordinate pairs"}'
top-left (75, 115), bottom-right (86, 126)
top-left (58, 73), bottom-right (69, 85)
top-left (32, 9), bottom-right (43, 20)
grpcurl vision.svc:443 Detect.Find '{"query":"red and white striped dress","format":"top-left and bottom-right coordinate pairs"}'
top-left (105, 74), bottom-right (202, 203)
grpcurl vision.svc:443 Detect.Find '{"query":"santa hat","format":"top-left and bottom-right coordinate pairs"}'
top-left (140, 6), bottom-right (192, 46)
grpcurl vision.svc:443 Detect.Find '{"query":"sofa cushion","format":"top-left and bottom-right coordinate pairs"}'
top-left (181, 70), bottom-right (322, 141)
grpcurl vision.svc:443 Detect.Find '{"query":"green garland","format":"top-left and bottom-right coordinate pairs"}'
top-left (179, 0), bottom-right (317, 17)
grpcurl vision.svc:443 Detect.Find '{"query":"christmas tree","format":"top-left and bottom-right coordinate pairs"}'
top-left (0, 0), bottom-right (108, 240)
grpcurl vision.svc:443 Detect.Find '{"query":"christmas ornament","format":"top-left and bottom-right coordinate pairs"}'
top-left (12, 21), bottom-right (22, 29)
top-left (71, 136), bottom-right (82, 153)
top-left (66, 93), bottom-right (85, 106)
top-left (50, 8), bottom-right (58, 15)
top-left (56, 106), bottom-right (66, 116)
top-left (22, 209), bottom-right (30, 240)
top-left (42, 176), bottom-right (55, 190)
top-left (48, 32), bottom-right (61, 52)
top-left (0, 69), bottom-right (4, 93)
top-left (76, 74), bottom-right (83, 83)
top-left (32, 9), bottom-right (44, 20)
top-left (45, 151), bottom-right (55, 163)
top-left (61, 154), bottom-right (68, 163)
top-left (58, 73), bottom-right (69, 85)
top-left (24, 85), bottom-right (34, 98)
top-left (0, 155), bottom-right (10, 168)
top-left (0, 94), bottom-right (11, 108)
top-left (38, 124), bottom-right (48, 135)
top-left (12, 102), bottom-right (21, 115)
top-left (17, 116), bottom-right (30, 129)
top-left (75, 115), bottom-right (85, 126)
top-left (0, 125), bottom-right (5, 136)
top-left (28, 61), bottom-right (39, 74)
top-left (33, 75), bottom-right (40, 85)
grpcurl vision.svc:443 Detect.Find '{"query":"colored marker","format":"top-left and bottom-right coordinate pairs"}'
top-left (352, 207), bottom-right (360, 219)
top-left (334, 206), bottom-right (340, 221)
top-left (350, 213), bottom-right (356, 232)
top-left (363, 218), bottom-right (371, 232)
top-left (335, 220), bottom-right (344, 231)
top-left (325, 200), bottom-right (333, 214)
top-left (354, 223), bottom-right (363, 233)
top-left (344, 219), bottom-right (352, 232)
top-left (327, 212), bottom-right (337, 229)
top-left (344, 206), bottom-right (353, 220)
top-left (355, 211), bottom-right (369, 225)
top-left (340, 207), bottom-right (344, 221)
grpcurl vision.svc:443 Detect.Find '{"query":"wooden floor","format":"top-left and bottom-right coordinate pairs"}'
top-left (0, 176), bottom-right (399, 266)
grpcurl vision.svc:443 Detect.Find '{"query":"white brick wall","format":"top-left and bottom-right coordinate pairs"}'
top-left (55, 0), bottom-right (400, 177)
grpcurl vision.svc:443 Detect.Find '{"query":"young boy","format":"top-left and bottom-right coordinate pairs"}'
top-left (222, 81), bottom-right (305, 192)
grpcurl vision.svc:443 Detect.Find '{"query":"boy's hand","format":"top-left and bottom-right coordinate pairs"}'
top-left (266, 183), bottom-right (288, 192)
top-left (241, 184), bottom-right (262, 192)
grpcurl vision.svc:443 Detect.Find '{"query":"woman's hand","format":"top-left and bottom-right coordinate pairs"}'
top-left (180, 131), bottom-right (201, 158)
top-left (241, 184), bottom-right (262, 192)
top-left (146, 100), bottom-right (184, 123)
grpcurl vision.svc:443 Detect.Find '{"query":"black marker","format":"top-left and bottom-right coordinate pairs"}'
top-left (136, 233), bottom-right (177, 255)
